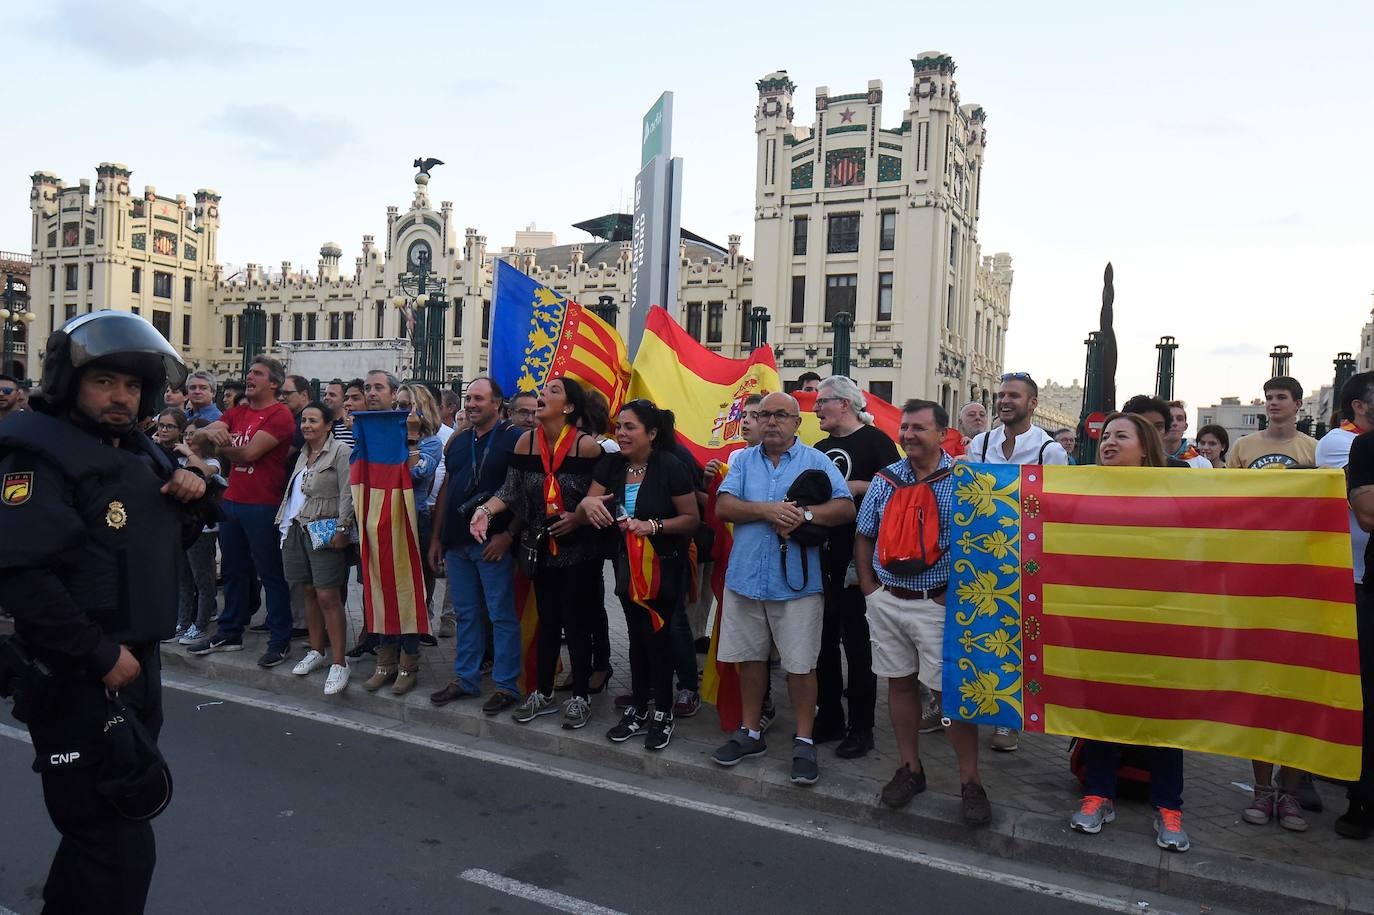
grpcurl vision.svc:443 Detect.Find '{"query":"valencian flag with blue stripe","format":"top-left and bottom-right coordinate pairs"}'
top-left (349, 410), bottom-right (430, 636)
top-left (490, 260), bottom-right (631, 414)
top-left (943, 463), bottom-right (1361, 780)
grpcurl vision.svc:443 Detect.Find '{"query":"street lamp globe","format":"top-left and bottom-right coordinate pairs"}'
top-left (0, 309), bottom-right (9, 320)
top-left (392, 295), bottom-right (406, 308)
top-left (22, 312), bottom-right (34, 323)
top-left (416, 295), bottom-right (428, 306)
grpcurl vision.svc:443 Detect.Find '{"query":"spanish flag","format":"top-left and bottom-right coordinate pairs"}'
top-left (349, 411), bottom-right (430, 636)
top-left (794, 389), bottom-right (901, 446)
top-left (627, 306), bottom-right (780, 468)
top-left (490, 260), bottom-right (630, 415)
top-left (944, 463), bottom-right (1361, 780)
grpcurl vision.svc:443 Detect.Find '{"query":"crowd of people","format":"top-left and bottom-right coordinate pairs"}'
top-left (8, 356), bottom-right (1371, 857)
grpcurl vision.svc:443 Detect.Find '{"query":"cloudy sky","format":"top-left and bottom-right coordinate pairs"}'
top-left (3, 0), bottom-right (1370, 420)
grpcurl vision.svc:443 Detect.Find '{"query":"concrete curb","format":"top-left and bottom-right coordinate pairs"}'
top-left (163, 647), bottom-right (1374, 914)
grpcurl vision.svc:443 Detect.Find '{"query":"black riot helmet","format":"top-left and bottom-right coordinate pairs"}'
top-left (40, 310), bottom-right (188, 418)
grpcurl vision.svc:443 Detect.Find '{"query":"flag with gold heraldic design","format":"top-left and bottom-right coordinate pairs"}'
top-left (490, 260), bottom-right (630, 416)
top-left (348, 410), bottom-right (430, 636)
top-left (942, 463), bottom-right (1361, 780)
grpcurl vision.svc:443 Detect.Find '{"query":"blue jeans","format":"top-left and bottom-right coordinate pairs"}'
top-left (1083, 740), bottom-right (1185, 810)
top-left (446, 544), bottom-right (519, 695)
top-left (216, 500), bottom-right (292, 648)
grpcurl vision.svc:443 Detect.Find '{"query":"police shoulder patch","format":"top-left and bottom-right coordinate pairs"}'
top-left (2, 471), bottom-right (33, 506)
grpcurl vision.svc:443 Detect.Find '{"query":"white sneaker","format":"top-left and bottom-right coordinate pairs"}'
top-left (292, 649), bottom-right (327, 676)
top-left (324, 663), bottom-right (350, 695)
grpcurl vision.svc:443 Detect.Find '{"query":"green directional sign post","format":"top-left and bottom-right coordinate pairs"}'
top-left (629, 91), bottom-right (683, 359)
top-left (641, 92), bottom-right (673, 167)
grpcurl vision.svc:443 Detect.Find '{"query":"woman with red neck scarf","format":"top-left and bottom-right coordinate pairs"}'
top-left (471, 377), bottom-right (605, 730)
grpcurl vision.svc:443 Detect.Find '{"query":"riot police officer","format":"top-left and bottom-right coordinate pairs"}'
top-left (0, 310), bottom-right (211, 914)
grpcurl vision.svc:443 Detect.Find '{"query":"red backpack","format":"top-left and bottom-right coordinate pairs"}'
top-left (873, 466), bottom-right (952, 577)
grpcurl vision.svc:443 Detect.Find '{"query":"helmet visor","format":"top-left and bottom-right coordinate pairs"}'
top-left (63, 311), bottom-right (188, 389)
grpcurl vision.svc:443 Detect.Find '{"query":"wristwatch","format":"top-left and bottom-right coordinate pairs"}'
top-left (803, 509), bottom-right (814, 523)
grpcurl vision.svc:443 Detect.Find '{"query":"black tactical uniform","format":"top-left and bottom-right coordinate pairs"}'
top-left (0, 311), bottom-right (205, 915)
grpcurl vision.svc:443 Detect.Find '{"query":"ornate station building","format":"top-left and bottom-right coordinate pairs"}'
top-left (19, 52), bottom-right (1011, 410)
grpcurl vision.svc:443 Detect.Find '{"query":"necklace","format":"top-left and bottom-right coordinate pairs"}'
top-left (627, 462), bottom-right (648, 477)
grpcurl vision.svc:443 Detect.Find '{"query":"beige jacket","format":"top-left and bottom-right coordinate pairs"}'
top-left (275, 434), bottom-right (355, 531)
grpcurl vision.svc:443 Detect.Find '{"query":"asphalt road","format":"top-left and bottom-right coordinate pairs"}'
top-left (0, 686), bottom-right (1114, 915)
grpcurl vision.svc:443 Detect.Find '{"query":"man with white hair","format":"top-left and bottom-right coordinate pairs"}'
top-left (811, 376), bottom-right (900, 759)
top-left (957, 402), bottom-right (988, 445)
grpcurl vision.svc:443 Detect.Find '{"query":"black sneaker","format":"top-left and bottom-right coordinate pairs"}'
top-left (419, 633), bottom-right (438, 647)
top-left (880, 763), bottom-right (926, 808)
top-left (712, 728), bottom-right (767, 766)
top-left (644, 710), bottom-right (675, 751)
top-left (758, 701), bottom-right (777, 733)
top-left (607, 706), bottom-right (649, 742)
top-left (836, 728), bottom-right (874, 759)
top-left (257, 645), bottom-right (291, 668)
top-left (187, 634), bottom-right (242, 655)
top-left (248, 623), bottom-right (269, 633)
top-left (290, 627), bottom-right (310, 640)
top-left (790, 738), bottom-right (819, 785)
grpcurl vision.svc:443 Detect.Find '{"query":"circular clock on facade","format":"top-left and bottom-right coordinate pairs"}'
top-left (407, 239), bottom-right (432, 269)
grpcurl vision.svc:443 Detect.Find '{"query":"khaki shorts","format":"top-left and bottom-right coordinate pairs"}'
top-left (718, 589), bottom-right (824, 674)
top-left (281, 523), bottom-right (350, 590)
top-left (865, 586), bottom-right (945, 691)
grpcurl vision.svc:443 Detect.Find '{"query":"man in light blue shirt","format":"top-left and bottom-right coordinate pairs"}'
top-left (711, 392), bottom-right (853, 785)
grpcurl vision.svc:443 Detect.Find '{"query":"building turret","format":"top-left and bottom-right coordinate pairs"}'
top-left (318, 242), bottom-right (342, 282)
top-left (96, 163), bottom-right (132, 251)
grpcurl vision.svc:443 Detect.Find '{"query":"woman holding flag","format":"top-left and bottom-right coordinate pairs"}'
top-left (578, 400), bottom-right (700, 750)
top-left (471, 377), bottom-right (605, 730)
top-left (1068, 412), bottom-right (1190, 853)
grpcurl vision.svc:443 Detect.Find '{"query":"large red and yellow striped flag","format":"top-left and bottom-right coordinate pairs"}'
top-left (349, 410), bottom-right (430, 636)
top-left (943, 463), bottom-right (1361, 779)
top-left (491, 260), bottom-right (630, 415)
top-left (627, 306), bottom-right (780, 467)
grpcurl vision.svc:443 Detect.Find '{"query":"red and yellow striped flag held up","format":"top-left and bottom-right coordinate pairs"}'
top-left (625, 530), bottom-right (664, 631)
top-left (944, 464), bottom-right (1361, 780)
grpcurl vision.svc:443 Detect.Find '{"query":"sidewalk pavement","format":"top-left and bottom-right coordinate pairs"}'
top-left (158, 572), bottom-right (1374, 915)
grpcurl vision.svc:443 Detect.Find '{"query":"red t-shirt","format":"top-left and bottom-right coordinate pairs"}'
top-left (222, 402), bottom-right (296, 505)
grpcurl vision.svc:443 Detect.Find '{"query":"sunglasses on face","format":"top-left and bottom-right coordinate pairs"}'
top-left (0, 387), bottom-right (15, 395)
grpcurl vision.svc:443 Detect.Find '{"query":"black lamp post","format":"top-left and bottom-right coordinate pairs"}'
top-left (240, 301), bottom-right (266, 377)
top-left (748, 306), bottom-right (770, 350)
top-left (1270, 345), bottom-right (1292, 378)
top-left (0, 272), bottom-right (35, 378)
top-left (1155, 336), bottom-right (1178, 401)
top-left (1334, 352), bottom-right (1358, 404)
top-left (1078, 331), bottom-right (1102, 465)
top-left (830, 311), bottom-right (853, 378)
top-left (590, 294), bottom-right (619, 325)
top-left (396, 247), bottom-right (448, 385)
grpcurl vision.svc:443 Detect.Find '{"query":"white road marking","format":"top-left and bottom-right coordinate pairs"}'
top-left (0, 722), bottom-right (31, 744)
top-left (459, 868), bottom-right (628, 915)
top-left (161, 677), bottom-right (1163, 913)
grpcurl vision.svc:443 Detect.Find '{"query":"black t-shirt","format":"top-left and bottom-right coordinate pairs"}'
top-left (593, 449), bottom-right (696, 557)
top-left (814, 423), bottom-right (901, 564)
top-left (1347, 431), bottom-right (1374, 576)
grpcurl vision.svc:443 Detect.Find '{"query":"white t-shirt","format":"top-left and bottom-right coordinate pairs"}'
top-left (967, 424), bottom-right (1070, 466)
top-left (1317, 427), bottom-right (1365, 584)
top-left (279, 467), bottom-right (307, 543)
top-left (428, 423), bottom-right (455, 509)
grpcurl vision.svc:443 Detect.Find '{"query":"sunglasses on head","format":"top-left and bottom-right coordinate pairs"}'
top-left (1000, 372), bottom-right (1035, 383)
